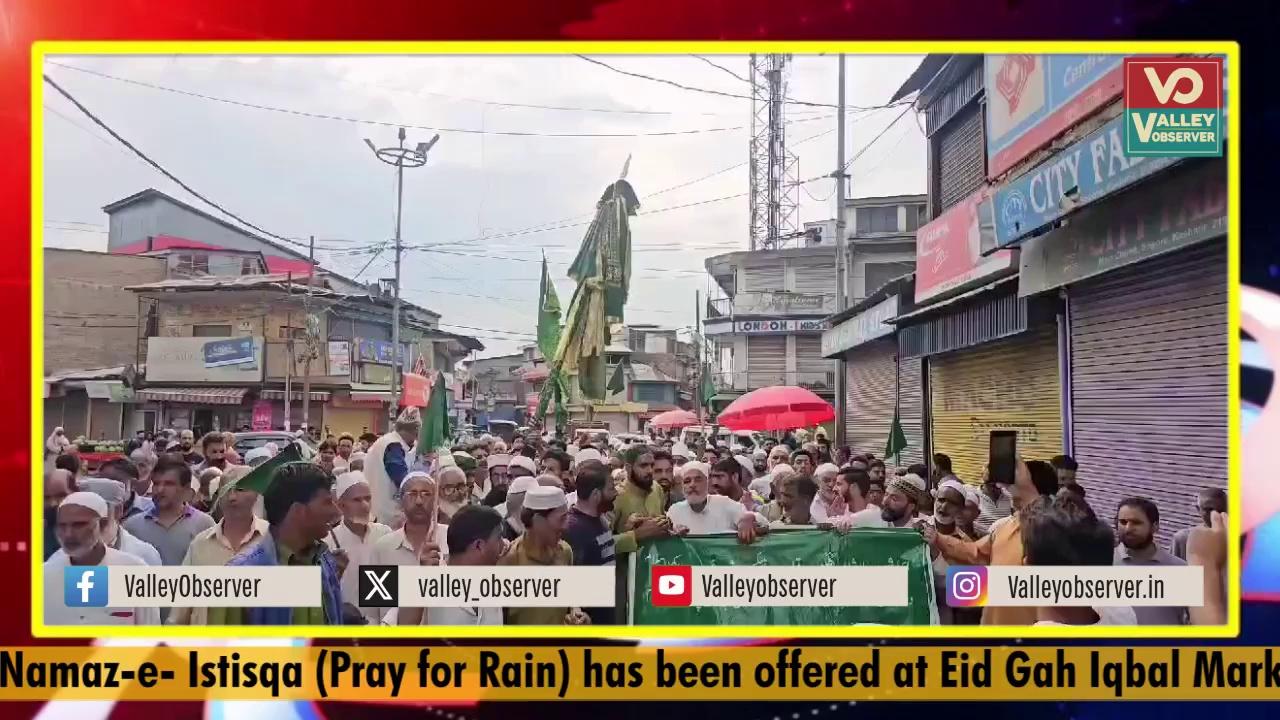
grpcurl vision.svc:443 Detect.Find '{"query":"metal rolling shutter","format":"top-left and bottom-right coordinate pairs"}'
top-left (937, 103), bottom-right (985, 212)
top-left (1069, 242), bottom-right (1227, 547)
top-left (792, 258), bottom-right (835, 296)
top-left (845, 341), bottom-right (897, 458)
top-left (747, 335), bottom-right (787, 387)
top-left (743, 264), bottom-right (785, 292)
top-left (795, 335), bottom-right (834, 391)
top-left (929, 326), bottom-right (1063, 485)
top-left (897, 354), bottom-right (926, 467)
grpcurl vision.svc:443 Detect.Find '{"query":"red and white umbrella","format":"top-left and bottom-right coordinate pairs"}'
top-left (648, 408), bottom-right (699, 429)
top-left (716, 385), bottom-right (834, 432)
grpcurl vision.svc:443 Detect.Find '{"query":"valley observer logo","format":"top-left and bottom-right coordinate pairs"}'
top-left (1124, 56), bottom-right (1223, 157)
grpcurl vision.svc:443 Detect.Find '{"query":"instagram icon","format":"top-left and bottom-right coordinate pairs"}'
top-left (946, 566), bottom-right (988, 607)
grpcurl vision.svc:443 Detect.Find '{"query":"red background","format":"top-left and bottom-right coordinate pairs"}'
top-left (1124, 57), bottom-right (1223, 109)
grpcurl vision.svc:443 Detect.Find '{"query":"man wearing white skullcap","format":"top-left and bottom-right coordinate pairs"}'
top-left (501, 475), bottom-right (541, 541)
top-left (666, 462), bottom-right (768, 544)
top-left (244, 446), bottom-right (274, 467)
top-left (669, 443), bottom-right (693, 467)
top-left (508, 455), bottom-right (538, 479)
top-left (323, 470), bottom-right (392, 624)
top-left (44, 493), bottom-right (161, 625)
top-left (78, 477), bottom-right (162, 566)
top-left (364, 405), bottom-right (422, 527)
top-left (372, 470), bottom-right (449, 625)
top-left (499, 485), bottom-right (590, 626)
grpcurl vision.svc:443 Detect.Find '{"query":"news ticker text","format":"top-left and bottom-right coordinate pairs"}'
top-left (1, 647), bottom-right (1278, 701)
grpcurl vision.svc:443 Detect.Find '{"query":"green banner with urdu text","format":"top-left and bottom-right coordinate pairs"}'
top-left (629, 528), bottom-right (937, 626)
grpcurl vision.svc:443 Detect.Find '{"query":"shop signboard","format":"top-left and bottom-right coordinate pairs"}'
top-left (203, 337), bottom-right (257, 368)
top-left (985, 54), bottom-right (1124, 179)
top-left (821, 295), bottom-right (900, 357)
top-left (327, 341), bottom-right (351, 377)
top-left (734, 318), bottom-right (827, 334)
top-left (915, 190), bottom-right (1018, 304)
top-left (146, 336), bottom-right (264, 383)
top-left (990, 113), bottom-right (1181, 249)
top-left (1018, 159), bottom-right (1226, 296)
top-left (251, 400), bottom-right (272, 431)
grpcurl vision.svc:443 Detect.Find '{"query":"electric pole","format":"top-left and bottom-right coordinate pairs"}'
top-left (302, 235), bottom-right (316, 433)
top-left (833, 54), bottom-right (849, 449)
top-left (365, 128), bottom-right (439, 425)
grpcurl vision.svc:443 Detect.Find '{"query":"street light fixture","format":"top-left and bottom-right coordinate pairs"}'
top-left (365, 127), bottom-right (441, 424)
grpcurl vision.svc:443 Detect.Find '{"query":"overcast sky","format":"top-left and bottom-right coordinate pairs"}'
top-left (41, 54), bottom-right (927, 358)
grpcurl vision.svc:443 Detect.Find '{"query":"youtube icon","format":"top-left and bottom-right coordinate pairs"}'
top-left (651, 565), bottom-right (693, 607)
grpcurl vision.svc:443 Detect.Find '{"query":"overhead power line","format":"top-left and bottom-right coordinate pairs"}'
top-left (42, 74), bottom-right (356, 254)
top-left (47, 61), bottom-right (831, 139)
top-left (576, 55), bottom-right (911, 112)
top-left (690, 55), bottom-right (751, 84)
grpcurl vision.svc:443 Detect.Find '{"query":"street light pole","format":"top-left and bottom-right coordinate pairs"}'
top-left (366, 128), bottom-right (439, 425)
top-left (833, 54), bottom-right (849, 449)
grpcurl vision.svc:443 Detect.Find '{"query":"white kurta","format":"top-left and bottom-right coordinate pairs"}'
top-left (324, 520), bottom-right (394, 625)
top-left (365, 431), bottom-right (410, 526)
top-left (666, 495), bottom-right (768, 535)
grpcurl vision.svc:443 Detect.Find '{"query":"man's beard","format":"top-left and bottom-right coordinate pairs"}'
top-left (439, 500), bottom-right (465, 519)
top-left (631, 473), bottom-right (653, 490)
top-left (881, 505), bottom-right (908, 524)
top-left (1122, 535), bottom-right (1153, 551)
top-left (686, 490), bottom-right (708, 510)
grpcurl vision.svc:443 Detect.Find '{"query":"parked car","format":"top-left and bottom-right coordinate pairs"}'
top-left (232, 431), bottom-right (316, 460)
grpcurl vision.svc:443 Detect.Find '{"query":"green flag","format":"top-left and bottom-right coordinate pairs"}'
top-left (212, 442), bottom-right (302, 507)
top-left (606, 361), bottom-right (627, 395)
top-left (419, 371), bottom-right (450, 454)
top-left (536, 254), bottom-right (562, 361)
top-left (885, 407), bottom-right (908, 462)
top-left (700, 363), bottom-right (717, 409)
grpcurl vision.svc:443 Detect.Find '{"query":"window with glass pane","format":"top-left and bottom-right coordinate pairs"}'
top-left (856, 206), bottom-right (898, 234)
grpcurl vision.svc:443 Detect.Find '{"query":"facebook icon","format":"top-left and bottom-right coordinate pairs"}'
top-left (64, 566), bottom-right (108, 607)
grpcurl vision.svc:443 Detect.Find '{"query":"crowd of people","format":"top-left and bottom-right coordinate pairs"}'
top-left (41, 410), bottom-right (1229, 628)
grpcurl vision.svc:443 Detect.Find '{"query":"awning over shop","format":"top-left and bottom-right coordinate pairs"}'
top-left (349, 383), bottom-right (394, 403)
top-left (259, 389), bottom-right (332, 402)
top-left (136, 387), bottom-right (248, 405)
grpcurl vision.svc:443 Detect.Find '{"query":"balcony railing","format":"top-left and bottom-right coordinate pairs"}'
top-left (707, 291), bottom-right (835, 319)
top-left (709, 370), bottom-right (835, 393)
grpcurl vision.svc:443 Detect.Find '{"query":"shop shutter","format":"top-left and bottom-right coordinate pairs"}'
top-left (1069, 242), bottom-right (1227, 547)
top-left (896, 354), bottom-right (926, 467)
top-left (929, 326), bottom-right (1063, 485)
top-left (742, 263), bottom-right (785, 292)
top-left (792, 257), bottom-right (836, 296)
top-left (845, 340), bottom-right (898, 459)
top-left (795, 335), bottom-right (834, 392)
top-left (747, 335), bottom-right (787, 388)
top-left (325, 406), bottom-right (377, 438)
top-left (937, 103), bottom-right (985, 213)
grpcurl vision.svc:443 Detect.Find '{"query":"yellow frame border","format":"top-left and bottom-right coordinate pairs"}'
top-left (32, 39), bottom-right (1241, 641)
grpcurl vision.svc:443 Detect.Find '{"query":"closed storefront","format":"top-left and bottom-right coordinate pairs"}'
top-left (743, 263), bottom-right (784, 292)
top-left (844, 340), bottom-right (897, 458)
top-left (1018, 159), bottom-right (1228, 546)
top-left (928, 326), bottom-right (1063, 484)
top-left (1069, 242), bottom-right (1227, 543)
top-left (794, 335), bottom-right (833, 389)
top-left (896, 355), bottom-right (925, 467)
top-left (747, 335), bottom-right (786, 387)
top-left (937, 103), bottom-right (985, 212)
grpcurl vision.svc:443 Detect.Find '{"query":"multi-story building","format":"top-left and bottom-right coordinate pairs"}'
top-left (704, 194), bottom-right (924, 413)
top-left (43, 248), bottom-right (168, 439)
top-left (127, 273), bottom-right (480, 438)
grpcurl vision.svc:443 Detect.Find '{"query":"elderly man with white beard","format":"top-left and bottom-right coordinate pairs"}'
top-left (77, 477), bottom-right (163, 566)
top-left (44, 492), bottom-right (161, 625)
top-left (324, 470), bottom-right (393, 625)
top-left (665, 462), bottom-right (768, 544)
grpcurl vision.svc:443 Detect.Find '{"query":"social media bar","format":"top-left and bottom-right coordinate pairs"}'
top-left (62, 565), bottom-right (321, 608)
top-left (945, 565), bottom-right (1205, 607)
top-left (651, 565), bottom-right (908, 607)
top-left (363, 566), bottom-right (616, 607)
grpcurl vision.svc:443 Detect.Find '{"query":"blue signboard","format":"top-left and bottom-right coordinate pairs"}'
top-left (989, 114), bottom-right (1181, 249)
top-left (355, 338), bottom-right (410, 366)
top-left (203, 337), bottom-right (256, 368)
top-left (985, 54), bottom-right (1124, 179)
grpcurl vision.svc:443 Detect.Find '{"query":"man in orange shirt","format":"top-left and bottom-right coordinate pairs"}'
top-left (922, 457), bottom-right (1059, 625)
